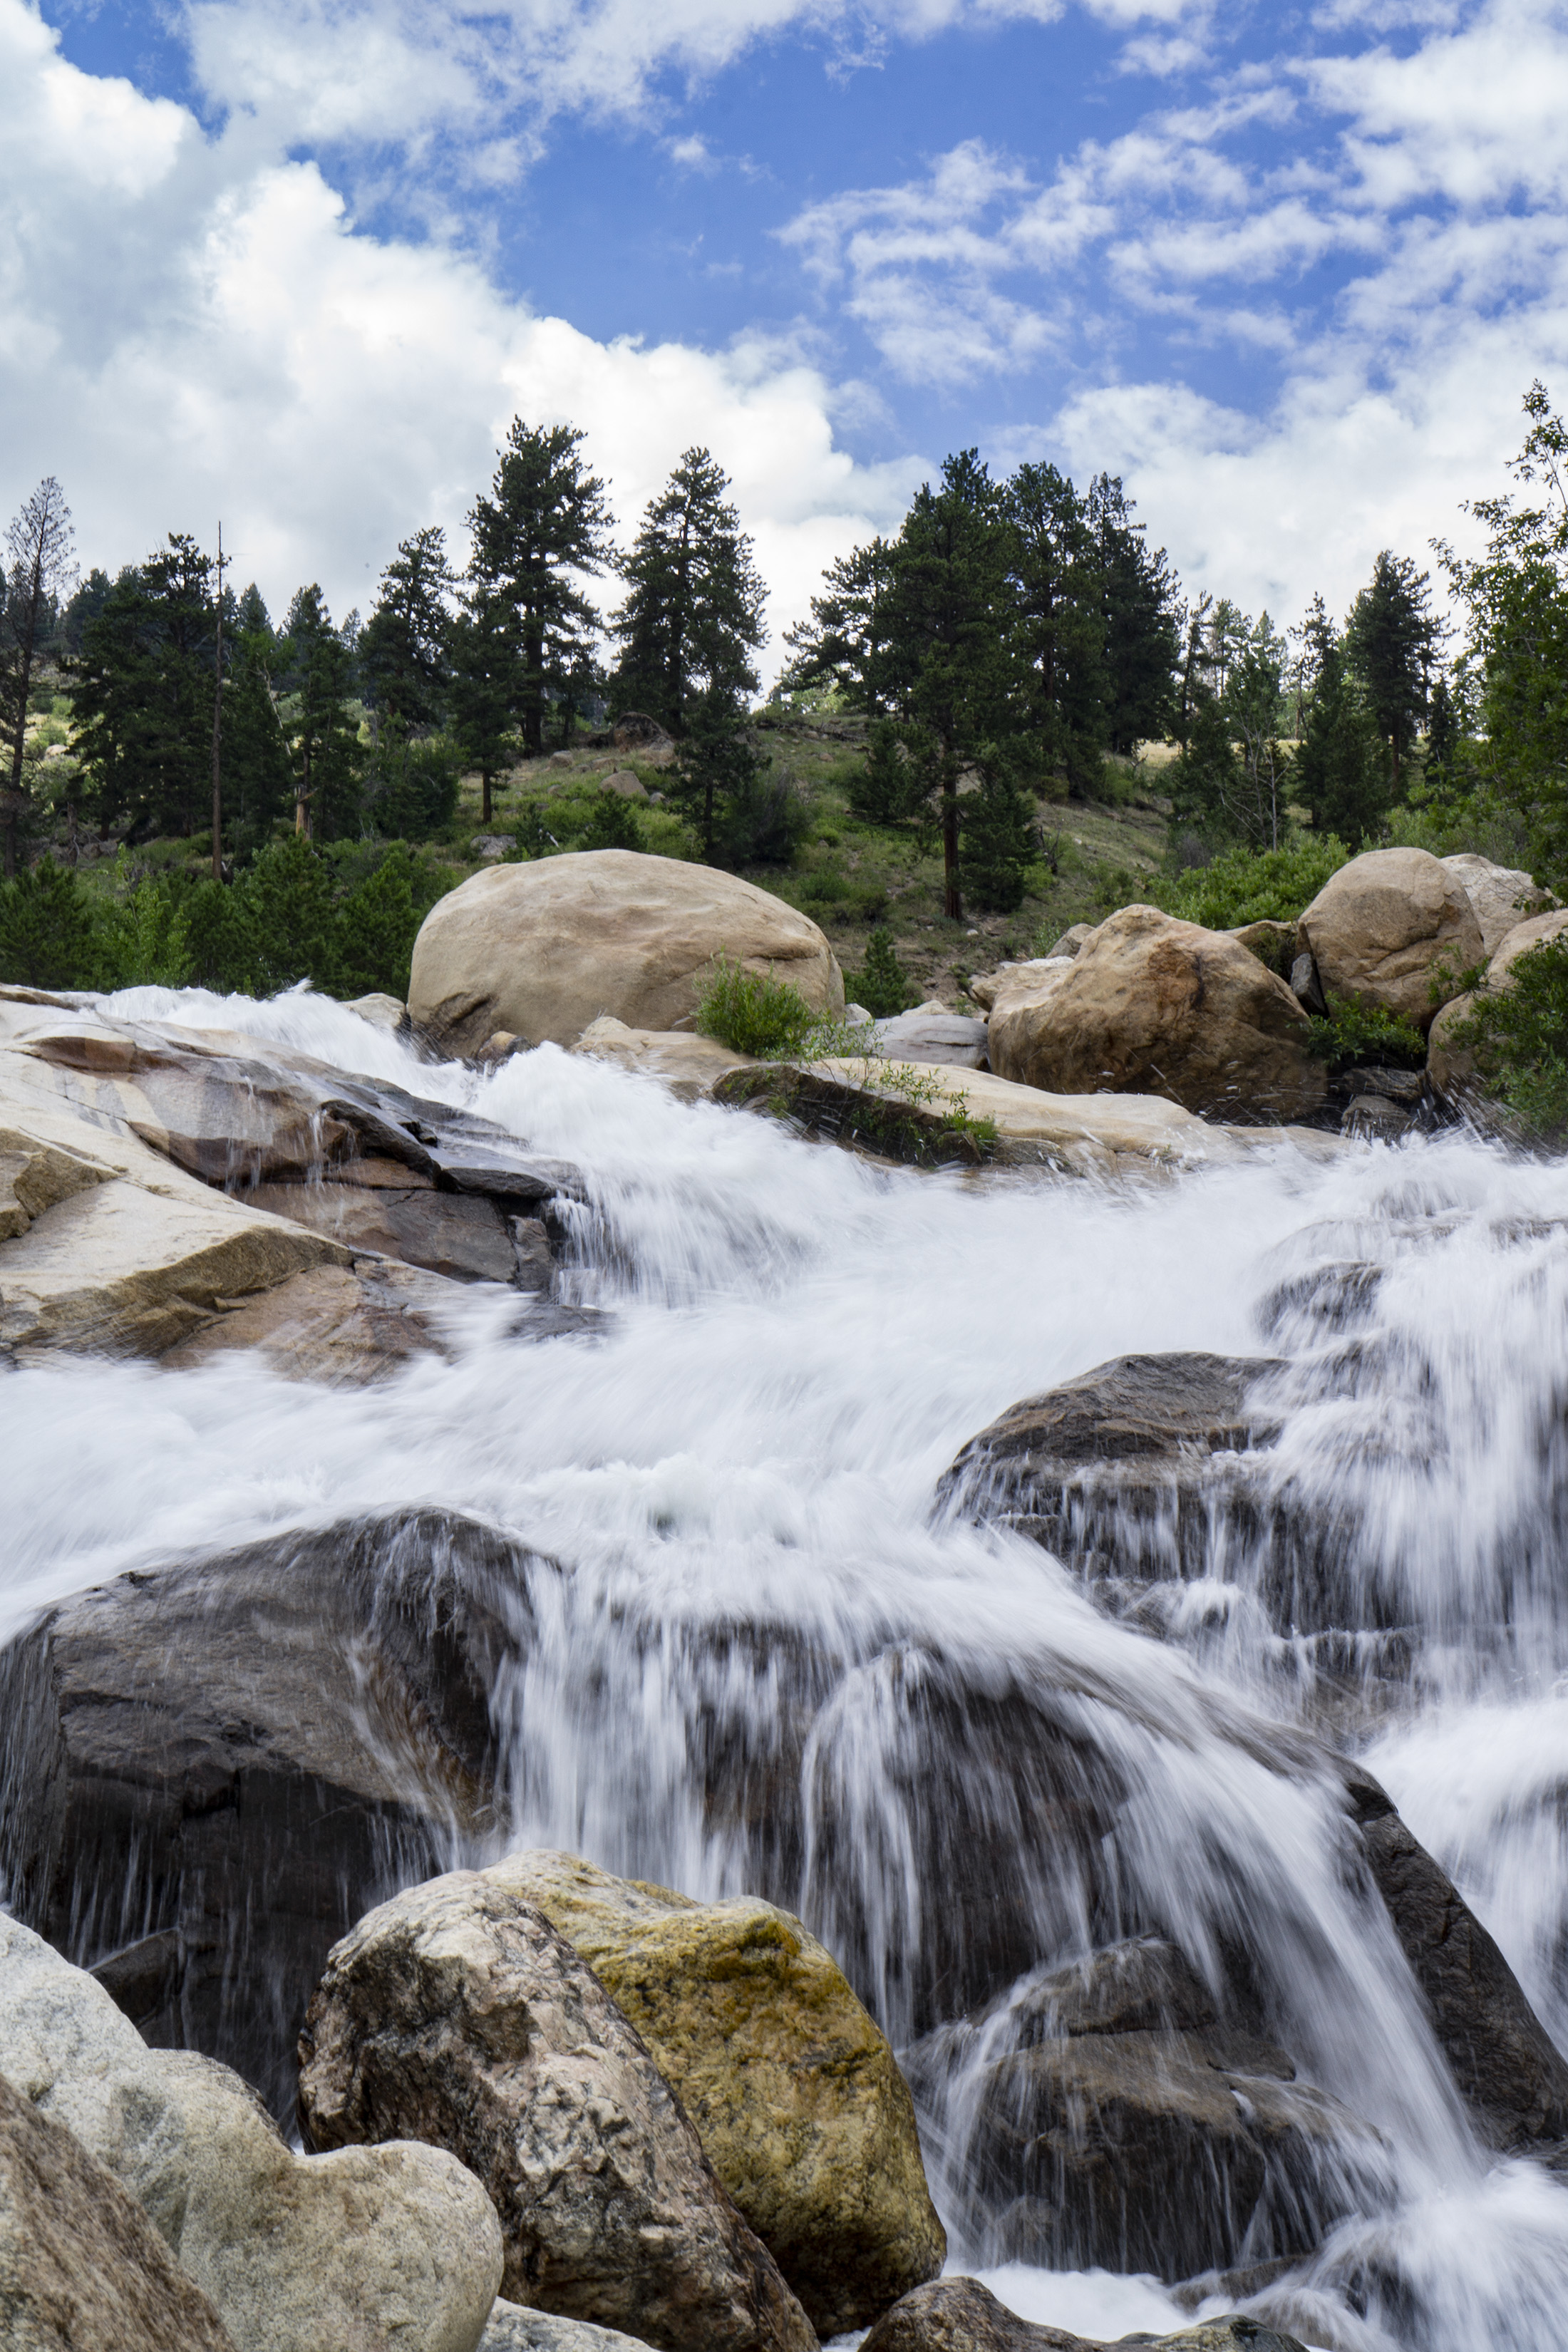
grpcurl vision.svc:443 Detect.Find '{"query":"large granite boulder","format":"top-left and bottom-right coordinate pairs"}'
top-left (904, 1936), bottom-right (1391, 2281)
top-left (1440, 853), bottom-right (1553, 956)
top-left (984, 907), bottom-right (1326, 1121)
top-left (0, 2068), bottom-right (237, 2352)
top-left (980, 960), bottom-right (1075, 1058)
top-left (1296, 849), bottom-right (1483, 1031)
top-left (485, 1848), bottom-right (946, 2333)
top-left (297, 1872), bottom-right (817, 2352)
top-left (0, 1917), bottom-right (503, 2352)
top-left (0, 1509), bottom-right (535, 2114)
top-left (408, 850), bottom-right (845, 1053)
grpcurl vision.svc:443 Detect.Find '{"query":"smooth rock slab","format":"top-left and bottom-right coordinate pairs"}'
top-left (299, 1872), bottom-right (817, 2352)
top-left (0, 1917), bottom-right (503, 2352)
top-left (486, 1848), bottom-right (946, 2333)
top-left (0, 2068), bottom-right (237, 2352)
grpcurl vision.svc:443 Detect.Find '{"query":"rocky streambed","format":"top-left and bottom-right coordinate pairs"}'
top-left (6, 979), bottom-right (1568, 2352)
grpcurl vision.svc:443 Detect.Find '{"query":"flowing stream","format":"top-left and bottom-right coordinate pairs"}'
top-left (9, 984), bottom-right (1568, 2351)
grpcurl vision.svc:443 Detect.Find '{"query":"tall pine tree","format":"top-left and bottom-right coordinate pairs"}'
top-left (610, 447), bottom-right (766, 736)
top-left (468, 421), bottom-right (613, 757)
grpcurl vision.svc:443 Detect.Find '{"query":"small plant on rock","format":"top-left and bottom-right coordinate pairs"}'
top-left (694, 954), bottom-right (820, 1057)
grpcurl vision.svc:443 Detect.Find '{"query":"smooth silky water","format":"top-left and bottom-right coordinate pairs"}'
top-left (9, 984), bottom-right (1568, 2351)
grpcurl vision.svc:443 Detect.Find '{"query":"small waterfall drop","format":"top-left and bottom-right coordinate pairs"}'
top-left (8, 979), bottom-right (1568, 2350)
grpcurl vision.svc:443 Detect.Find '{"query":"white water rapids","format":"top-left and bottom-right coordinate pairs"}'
top-left (9, 984), bottom-right (1568, 2351)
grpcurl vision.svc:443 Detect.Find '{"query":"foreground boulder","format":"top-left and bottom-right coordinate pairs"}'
top-left (860, 2276), bottom-right (1311, 2352)
top-left (486, 1848), bottom-right (946, 2333)
top-left (298, 1872), bottom-right (817, 2352)
top-left (0, 1510), bottom-right (533, 2113)
top-left (1296, 849), bottom-right (1482, 1031)
top-left (984, 907), bottom-right (1326, 1121)
top-left (1440, 853), bottom-right (1553, 956)
top-left (408, 850), bottom-right (845, 1053)
top-left (904, 1936), bottom-right (1391, 2281)
top-left (0, 1917), bottom-right (502, 2352)
top-left (0, 2069), bottom-right (237, 2352)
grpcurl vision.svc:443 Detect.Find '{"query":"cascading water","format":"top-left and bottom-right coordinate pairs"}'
top-left (7, 981), bottom-right (1568, 2351)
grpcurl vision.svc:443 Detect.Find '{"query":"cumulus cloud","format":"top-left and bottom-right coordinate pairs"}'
top-left (0, 0), bottom-right (919, 666)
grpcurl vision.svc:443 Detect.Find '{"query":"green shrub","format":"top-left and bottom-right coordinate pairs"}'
top-left (579, 791), bottom-right (646, 852)
top-left (1157, 835), bottom-right (1350, 929)
top-left (101, 861), bottom-right (194, 989)
top-left (1306, 999), bottom-right (1427, 1068)
top-left (849, 925), bottom-right (919, 1018)
top-left (0, 859), bottom-right (107, 989)
top-left (1448, 934), bottom-right (1568, 1140)
top-left (694, 954), bottom-right (821, 1057)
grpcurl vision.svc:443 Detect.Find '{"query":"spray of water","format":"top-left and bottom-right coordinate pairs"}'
top-left (3, 981), bottom-right (1567, 2347)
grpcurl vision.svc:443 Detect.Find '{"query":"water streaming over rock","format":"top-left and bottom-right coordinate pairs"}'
top-left (7, 983), bottom-right (1568, 2349)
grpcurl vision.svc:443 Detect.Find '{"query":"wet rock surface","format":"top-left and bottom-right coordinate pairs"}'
top-left (906, 1939), bottom-right (1391, 2281)
top-left (0, 2068), bottom-right (238, 2352)
top-left (486, 1847), bottom-right (947, 2333)
top-left (298, 1871), bottom-right (817, 2352)
top-left (0, 1510), bottom-right (539, 2113)
top-left (860, 2276), bottom-right (1311, 2352)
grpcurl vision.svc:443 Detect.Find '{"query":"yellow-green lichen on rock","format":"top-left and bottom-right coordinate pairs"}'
top-left (484, 1848), bottom-right (947, 2336)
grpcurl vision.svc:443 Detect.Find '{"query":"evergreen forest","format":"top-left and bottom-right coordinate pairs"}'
top-left (3, 387), bottom-right (1566, 1011)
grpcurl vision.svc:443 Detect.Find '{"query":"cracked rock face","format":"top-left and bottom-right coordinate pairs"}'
top-left (297, 1871), bottom-right (818, 2352)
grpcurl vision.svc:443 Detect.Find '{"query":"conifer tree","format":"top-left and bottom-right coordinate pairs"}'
top-left (611, 446), bottom-right (766, 735)
top-left (1085, 473), bottom-right (1181, 752)
top-left (468, 421), bottom-right (613, 757)
top-left (448, 589), bottom-right (517, 826)
top-left (359, 527), bottom-right (455, 731)
top-left (281, 587), bottom-right (361, 840)
top-left (1345, 551), bottom-right (1443, 791)
top-left (1291, 594), bottom-right (1386, 842)
top-left (73, 535), bottom-right (214, 840)
top-left (1002, 461), bottom-right (1108, 795)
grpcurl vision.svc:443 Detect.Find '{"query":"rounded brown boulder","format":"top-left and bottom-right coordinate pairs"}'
top-left (987, 904), bottom-right (1326, 1122)
top-left (1427, 907), bottom-right (1568, 1110)
top-left (408, 851), bottom-right (844, 1053)
top-left (1297, 848), bottom-right (1483, 1031)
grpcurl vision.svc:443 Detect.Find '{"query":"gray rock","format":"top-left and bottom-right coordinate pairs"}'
top-left (1289, 951), bottom-right (1326, 1016)
top-left (344, 991), bottom-right (409, 1033)
top-left (601, 769), bottom-right (648, 800)
top-left (1045, 922), bottom-right (1098, 959)
top-left (0, 2067), bottom-right (237, 2351)
top-left (482, 2303), bottom-right (653, 2352)
top-left (0, 1510), bottom-right (535, 2113)
top-left (871, 1005), bottom-right (990, 1068)
top-left (247, 1179), bottom-right (539, 1286)
top-left (860, 2275), bottom-right (1312, 2351)
top-left (1339, 1095), bottom-right (1415, 1142)
top-left (473, 835), bottom-right (519, 858)
top-left (1343, 1770), bottom-right (1568, 2150)
top-left (298, 1872), bottom-right (817, 2352)
top-left (0, 1918), bottom-right (504, 2352)
top-left (905, 1938), bottom-right (1391, 2281)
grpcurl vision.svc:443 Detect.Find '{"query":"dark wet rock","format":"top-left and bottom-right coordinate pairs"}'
top-left (1343, 1768), bottom-right (1568, 2149)
top-left (0, 2069), bottom-right (238, 2352)
top-left (299, 1872), bottom-right (817, 2352)
top-left (247, 1180), bottom-right (549, 1287)
top-left (905, 1939), bottom-right (1391, 2283)
top-left (0, 1510), bottom-right (543, 2113)
top-left (158, 1257), bottom-right (472, 1382)
top-left (860, 2275), bottom-right (1311, 2352)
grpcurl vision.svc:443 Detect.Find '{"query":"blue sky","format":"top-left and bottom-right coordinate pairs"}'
top-left (6, 0), bottom-right (1568, 672)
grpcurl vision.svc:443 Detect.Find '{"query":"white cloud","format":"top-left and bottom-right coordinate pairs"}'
top-left (0, 0), bottom-right (919, 671)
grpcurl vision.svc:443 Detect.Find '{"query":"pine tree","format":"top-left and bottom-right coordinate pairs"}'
top-left (468, 420), bottom-right (613, 758)
top-left (961, 765), bottom-right (1037, 912)
top-left (359, 527), bottom-right (455, 732)
top-left (1345, 551), bottom-right (1444, 792)
top-left (223, 590), bottom-right (294, 850)
top-left (1002, 461), bottom-right (1108, 795)
top-left (1085, 473), bottom-right (1181, 753)
top-left (611, 447), bottom-right (766, 738)
top-left (781, 537), bottom-right (900, 711)
top-left (881, 450), bottom-right (1017, 919)
top-left (73, 536), bottom-right (215, 842)
top-left (281, 587), bottom-right (361, 840)
top-left (1291, 595), bottom-right (1386, 843)
top-left (668, 685), bottom-right (778, 865)
top-left (852, 925), bottom-right (919, 1018)
top-left (448, 589), bottom-right (517, 826)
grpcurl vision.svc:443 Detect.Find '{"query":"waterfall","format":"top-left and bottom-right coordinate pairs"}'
top-left (8, 979), bottom-right (1568, 2350)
